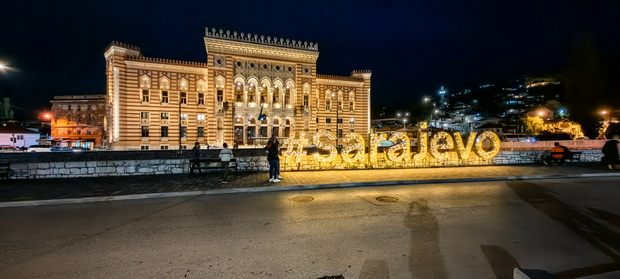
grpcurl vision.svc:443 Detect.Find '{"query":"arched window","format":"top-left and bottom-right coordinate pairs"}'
top-left (302, 83), bottom-right (310, 106)
top-left (215, 76), bottom-right (225, 102)
top-left (235, 82), bottom-right (244, 102)
top-left (248, 82), bottom-right (256, 103)
top-left (285, 81), bottom-right (295, 106)
top-left (260, 83), bottom-right (268, 104)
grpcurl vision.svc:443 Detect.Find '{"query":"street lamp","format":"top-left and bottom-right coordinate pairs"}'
top-left (601, 110), bottom-right (611, 123)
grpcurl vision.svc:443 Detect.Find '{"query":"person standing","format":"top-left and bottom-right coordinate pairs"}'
top-left (192, 142), bottom-right (201, 158)
top-left (219, 143), bottom-right (233, 183)
top-left (265, 135), bottom-right (282, 182)
top-left (602, 135), bottom-right (620, 170)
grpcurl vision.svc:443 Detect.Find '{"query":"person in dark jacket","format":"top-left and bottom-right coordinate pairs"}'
top-left (602, 135), bottom-right (620, 170)
top-left (265, 135), bottom-right (282, 182)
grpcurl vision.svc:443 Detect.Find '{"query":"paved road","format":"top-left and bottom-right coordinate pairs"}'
top-left (1, 177), bottom-right (620, 278)
top-left (2, 163), bottom-right (620, 206)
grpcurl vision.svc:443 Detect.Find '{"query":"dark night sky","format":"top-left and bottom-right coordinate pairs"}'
top-left (1, 0), bottom-right (619, 120)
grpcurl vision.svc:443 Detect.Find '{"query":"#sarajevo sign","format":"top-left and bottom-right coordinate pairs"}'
top-left (282, 122), bottom-right (501, 165)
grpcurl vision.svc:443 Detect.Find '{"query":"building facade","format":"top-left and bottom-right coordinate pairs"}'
top-left (104, 28), bottom-right (371, 150)
top-left (50, 95), bottom-right (106, 148)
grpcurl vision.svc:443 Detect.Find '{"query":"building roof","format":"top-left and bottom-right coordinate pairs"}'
top-left (0, 123), bottom-right (40, 134)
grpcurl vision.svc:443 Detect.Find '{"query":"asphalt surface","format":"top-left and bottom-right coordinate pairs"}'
top-left (1, 163), bottom-right (619, 207)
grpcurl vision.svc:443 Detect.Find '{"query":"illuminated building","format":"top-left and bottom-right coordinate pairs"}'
top-left (104, 28), bottom-right (371, 150)
top-left (50, 95), bottom-right (106, 148)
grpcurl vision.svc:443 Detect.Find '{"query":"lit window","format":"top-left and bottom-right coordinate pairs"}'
top-left (142, 90), bottom-right (149, 102)
top-left (141, 126), bottom-right (149, 137)
top-left (198, 93), bottom-right (205, 105)
top-left (197, 114), bottom-right (205, 120)
top-left (180, 113), bottom-right (188, 119)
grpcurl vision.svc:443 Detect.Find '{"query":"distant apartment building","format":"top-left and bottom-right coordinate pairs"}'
top-left (104, 28), bottom-right (371, 150)
top-left (50, 95), bottom-right (106, 148)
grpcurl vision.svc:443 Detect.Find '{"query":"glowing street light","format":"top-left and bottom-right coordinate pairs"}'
top-left (600, 110), bottom-right (611, 123)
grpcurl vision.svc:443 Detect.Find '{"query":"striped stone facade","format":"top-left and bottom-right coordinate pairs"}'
top-left (104, 28), bottom-right (371, 150)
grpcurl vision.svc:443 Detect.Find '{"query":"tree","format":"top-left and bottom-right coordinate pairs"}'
top-left (560, 36), bottom-right (608, 138)
top-left (520, 116), bottom-right (545, 135)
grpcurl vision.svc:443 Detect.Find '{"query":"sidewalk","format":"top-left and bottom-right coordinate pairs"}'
top-left (1, 163), bottom-right (619, 207)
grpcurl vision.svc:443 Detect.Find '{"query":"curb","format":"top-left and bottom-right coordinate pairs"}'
top-left (1, 172), bottom-right (620, 208)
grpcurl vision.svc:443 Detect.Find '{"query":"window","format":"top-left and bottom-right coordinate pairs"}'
top-left (141, 145), bottom-right (149, 150)
top-left (349, 118), bottom-right (355, 125)
top-left (142, 90), bottom-right (149, 102)
top-left (160, 112), bottom-right (169, 120)
top-left (87, 130), bottom-right (91, 135)
top-left (349, 102), bottom-right (354, 111)
top-left (140, 112), bottom-right (149, 119)
top-left (180, 126), bottom-right (187, 138)
top-left (180, 113), bottom-right (188, 120)
top-left (161, 126), bottom-right (169, 137)
top-left (326, 118), bottom-right (331, 124)
top-left (197, 114), bottom-right (205, 120)
top-left (326, 100), bottom-right (331, 111)
top-left (316, 118), bottom-right (319, 123)
top-left (217, 89), bottom-right (223, 102)
top-left (337, 118), bottom-right (343, 124)
top-left (303, 95), bottom-right (309, 106)
top-left (161, 91), bottom-right (169, 103)
top-left (77, 130), bottom-right (82, 135)
top-left (160, 145), bottom-right (169, 150)
top-left (17, 135), bottom-right (24, 140)
top-left (337, 129), bottom-right (343, 138)
top-left (197, 127), bottom-right (204, 138)
top-left (141, 126), bottom-right (149, 137)
top-left (180, 92), bottom-right (187, 104)
top-left (68, 105), bottom-right (72, 110)
top-left (235, 83), bottom-right (243, 102)
top-left (88, 114), bottom-right (93, 122)
top-left (68, 130), bottom-right (72, 135)
top-left (198, 93), bottom-right (205, 105)
top-left (87, 105), bottom-right (92, 110)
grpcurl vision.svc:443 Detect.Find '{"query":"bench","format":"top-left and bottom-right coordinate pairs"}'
top-left (541, 151), bottom-right (583, 165)
top-left (189, 158), bottom-right (237, 176)
top-left (0, 162), bottom-right (13, 180)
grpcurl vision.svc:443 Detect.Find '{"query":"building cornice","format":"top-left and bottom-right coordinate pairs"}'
top-left (204, 37), bottom-right (319, 63)
top-left (124, 61), bottom-right (208, 75)
top-left (316, 77), bottom-right (365, 87)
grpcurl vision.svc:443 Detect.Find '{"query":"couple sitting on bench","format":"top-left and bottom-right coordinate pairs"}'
top-left (543, 142), bottom-right (571, 166)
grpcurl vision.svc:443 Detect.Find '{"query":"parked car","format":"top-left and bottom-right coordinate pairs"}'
top-left (27, 145), bottom-right (53, 152)
top-left (0, 145), bottom-right (20, 152)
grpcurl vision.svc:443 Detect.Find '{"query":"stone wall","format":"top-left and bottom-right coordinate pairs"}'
top-left (1, 148), bottom-right (605, 179)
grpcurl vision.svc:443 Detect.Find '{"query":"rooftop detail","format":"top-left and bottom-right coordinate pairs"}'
top-left (107, 41), bottom-right (141, 52)
top-left (205, 27), bottom-right (318, 51)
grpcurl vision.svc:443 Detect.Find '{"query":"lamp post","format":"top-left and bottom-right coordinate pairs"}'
top-left (601, 110), bottom-right (611, 123)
